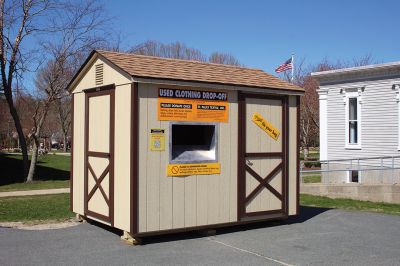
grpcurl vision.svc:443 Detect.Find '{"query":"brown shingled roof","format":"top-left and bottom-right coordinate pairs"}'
top-left (93, 50), bottom-right (303, 91)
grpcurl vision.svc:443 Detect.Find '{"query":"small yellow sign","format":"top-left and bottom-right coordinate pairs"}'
top-left (251, 112), bottom-right (280, 141)
top-left (150, 129), bottom-right (165, 151)
top-left (167, 163), bottom-right (221, 176)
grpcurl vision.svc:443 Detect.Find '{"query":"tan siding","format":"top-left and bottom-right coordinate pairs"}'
top-left (72, 93), bottom-right (85, 214)
top-left (138, 86), bottom-right (148, 232)
top-left (72, 57), bottom-right (131, 93)
top-left (86, 94), bottom-right (111, 219)
top-left (113, 84), bottom-right (132, 231)
top-left (159, 119), bottom-right (173, 230)
top-left (288, 96), bottom-right (298, 215)
top-left (245, 98), bottom-right (283, 213)
top-left (144, 86), bottom-right (161, 232)
top-left (229, 92), bottom-right (238, 222)
top-left (137, 85), bottom-right (239, 233)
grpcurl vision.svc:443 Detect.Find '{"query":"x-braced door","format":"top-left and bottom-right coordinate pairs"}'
top-left (238, 92), bottom-right (288, 220)
top-left (84, 86), bottom-right (115, 224)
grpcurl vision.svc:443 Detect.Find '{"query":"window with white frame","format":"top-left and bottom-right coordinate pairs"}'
top-left (345, 91), bottom-right (361, 149)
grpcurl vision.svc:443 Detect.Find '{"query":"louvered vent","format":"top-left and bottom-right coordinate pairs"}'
top-left (95, 63), bottom-right (104, 85)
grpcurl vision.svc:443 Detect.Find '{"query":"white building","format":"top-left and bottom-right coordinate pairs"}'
top-left (312, 62), bottom-right (400, 184)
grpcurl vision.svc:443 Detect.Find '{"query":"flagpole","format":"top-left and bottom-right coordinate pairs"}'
top-left (291, 53), bottom-right (294, 83)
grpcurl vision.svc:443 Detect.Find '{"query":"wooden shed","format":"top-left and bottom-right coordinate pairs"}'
top-left (68, 50), bottom-right (304, 242)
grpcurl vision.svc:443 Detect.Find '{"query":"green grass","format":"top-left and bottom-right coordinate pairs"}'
top-left (0, 153), bottom-right (70, 187)
top-left (302, 175), bottom-right (321, 183)
top-left (300, 194), bottom-right (400, 216)
top-left (300, 150), bottom-right (320, 161)
top-left (0, 193), bottom-right (74, 222)
top-left (0, 180), bottom-right (69, 192)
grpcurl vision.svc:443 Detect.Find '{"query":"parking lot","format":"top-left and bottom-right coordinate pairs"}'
top-left (1, 207), bottom-right (399, 265)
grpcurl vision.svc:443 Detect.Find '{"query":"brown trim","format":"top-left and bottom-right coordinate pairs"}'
top-left (244, 209), bottom-right (283, 217)
top-left (133, 212), bottom-right (287, 238)
top-left (244, 152), bottom-right (283, 158)
top-left (237, 91), bottom-right (245, 221)
top-left (87, 163), bottom-right (110, 204)
top-left (130, 82), bottom-right (139, 235)
top-left (245, 163), bottom-right (284, 203)
top-left (238, 92), bottom-right (288, 220)
top-left (296, 95), bottom-right (301, 215)
top-left (84, 84), bottom-right (115, 225)
top-left (69, 94), bottom-right (74, 212)
top-left (109, 89), bottom-right (115, 226)
top-left (86, 210), bottom-right (111, 223)
top-left (84, 92), bottom-right (88, 216)
top-left (282, 96), bottom-right (289, 215)
top-left (87, 151), bottom-right (110, 158)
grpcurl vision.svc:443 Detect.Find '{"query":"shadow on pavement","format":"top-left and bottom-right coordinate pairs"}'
top-left (87, 205), bottom-right (330, 245)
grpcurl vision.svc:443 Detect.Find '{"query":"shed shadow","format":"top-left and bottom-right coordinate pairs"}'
top-left (0, 153), bottom-right (70, 185)
top-left (141, 206), bottom-right (331, 245)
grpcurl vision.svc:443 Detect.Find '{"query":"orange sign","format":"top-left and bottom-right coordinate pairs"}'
top-left (167, 163), bottom-right (221, 176)
top-left (158, 88), bottom-right (228, 122)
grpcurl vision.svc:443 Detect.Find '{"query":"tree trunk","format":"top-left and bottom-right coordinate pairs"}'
top-left (63, 133), bottom-right (67, 152)
top-left (6, 98), bottom-right (29, 176)
top-left (303, 147), bottom-right (309, 161)
top-left (26, 137), bottom-right (39, 182)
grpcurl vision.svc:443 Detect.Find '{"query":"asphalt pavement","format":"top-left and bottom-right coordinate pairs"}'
top-left (1, 207), bottom-right (400, 265)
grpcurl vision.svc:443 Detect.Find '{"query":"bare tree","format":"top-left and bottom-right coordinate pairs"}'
top-left (25, 0), bottom-right (109, 181)
top-left (129, 40), bottom-right (242, 66)
top-left (55, 96), bottom-right (71, 152)
top-left (0, 0), bottom-right (52, 176)
top-left (209, 52), bottom-right (241, 66)
top-left (27, 59), bottom-right (66, 181)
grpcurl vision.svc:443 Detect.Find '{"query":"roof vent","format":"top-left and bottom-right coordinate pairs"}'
top-left (95, 63), bottom-right (104, 86)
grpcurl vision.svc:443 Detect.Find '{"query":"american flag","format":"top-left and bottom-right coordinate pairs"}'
top-left (275, 57), bottom-right (293, 73)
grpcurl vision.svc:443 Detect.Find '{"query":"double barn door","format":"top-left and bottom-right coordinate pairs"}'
top-left (238, 93), bottom-right (288, 220)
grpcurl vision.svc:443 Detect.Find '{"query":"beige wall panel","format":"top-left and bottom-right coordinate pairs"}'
top-left (72, 93), bottom-right (85, 214)
top-left (288, 96), bottom-right (298, 215)
top-left (137, 84), bottom-right (239, 233)
top-left (88, 157), bottom-right (109, 177)
top-left (184, 175), bottom-right (197, 227)
top-left (245, 101), bottom-right (261, 213)
top-left (159, 120), bottom-right (173, 230)
top-left (113, 84), bottom-right (132, 231)
top-left (229, 91), bottom-right (238, 222)
top-left (196, 175), bottom-right (208, 226)
top-left (206, 173), bottom-right (220, 225)
top-left (218, 122), bottom-right (230, 222)
top-left (245, 97), bottom-right (283, 213)
top-left (144, 86), bottom-right (161, 232)
top-left (88, 187), bottom-right (109, 216)
top-left (88, 171), bottom-right (95, 192)
top-left (88, 95), bottom-right (110, 153)
top-left (246, 98), bottom-right (282, 153)
top-left (72, 57), bottom-right (131, 93)
top-left (138, 86), bottom-right (148, 232)
top-left (172, 177), bottom-right (185, 228)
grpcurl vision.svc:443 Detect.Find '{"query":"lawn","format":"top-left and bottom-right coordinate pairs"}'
top-left (1, 192), bottom-right (399, 223)
top-left (0, 153), bottom-right (70, 189)
top-left (0, 193), bottom-right (74, 222)
top-left (300, 194), bottom-right (400, 216)
top-left (300, 150), bottom-right (320, 161)
top-left (302, 175), bottom-right (321, 183)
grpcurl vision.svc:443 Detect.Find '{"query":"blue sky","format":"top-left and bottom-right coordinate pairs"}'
top-left (103, 0), bottom-right (399, 74)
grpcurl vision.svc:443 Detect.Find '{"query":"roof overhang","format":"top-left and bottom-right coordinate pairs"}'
top-left (311, 61), bottom-right (400, 86)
